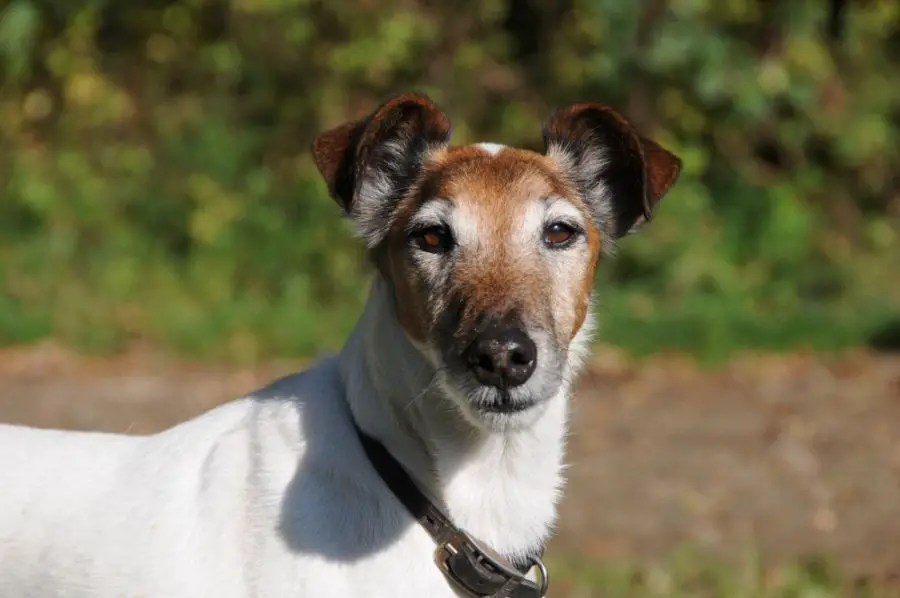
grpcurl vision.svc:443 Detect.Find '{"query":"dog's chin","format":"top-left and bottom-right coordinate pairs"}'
top-left (442, 382), bottom-right (551, 433)
top-left (470, 403), bottom-right (547, 433)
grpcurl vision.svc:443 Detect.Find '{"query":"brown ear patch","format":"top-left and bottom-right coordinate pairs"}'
top-left (544, 102), bottom-right (681, 237)
top-left (641, 137), bottom-right (682, 209)
top-left (312, 120), bottom-right (359, 211)
top-left (310, 92), bottom-right (452, 241)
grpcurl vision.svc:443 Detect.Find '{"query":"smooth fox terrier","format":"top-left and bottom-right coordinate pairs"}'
top-left (0, 92), bottom-right (680, 597)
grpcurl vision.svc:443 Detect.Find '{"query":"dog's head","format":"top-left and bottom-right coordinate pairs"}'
top-left (312, 92), bottom-right (680, 430)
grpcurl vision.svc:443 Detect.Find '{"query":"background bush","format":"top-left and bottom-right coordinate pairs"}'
top-left (0, 0), bottom-right (897, 363)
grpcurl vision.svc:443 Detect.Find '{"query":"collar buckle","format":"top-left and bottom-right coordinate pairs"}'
top-left (434, 530), bottom-right (549, 597)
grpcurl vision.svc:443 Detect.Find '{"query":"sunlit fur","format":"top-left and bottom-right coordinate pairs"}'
top-left (0, 92), bottom-right (680, 597)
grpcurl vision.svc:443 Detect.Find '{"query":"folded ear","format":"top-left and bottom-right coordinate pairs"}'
top-left (543, 102), bottom-right (681, 238)
top-left (311, 92), bottom-right (452, 247)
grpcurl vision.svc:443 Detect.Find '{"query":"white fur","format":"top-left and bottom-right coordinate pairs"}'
top-left (355, 171), bottom-right (397, 248)
top-left (541, 196), bottom-right (585, 227)
top-left (0, 276), bottom-right (594, 598)
top-left (475, 142), bottom-right (505, 155)
top-left (354, 140), bottom-right (411, 248)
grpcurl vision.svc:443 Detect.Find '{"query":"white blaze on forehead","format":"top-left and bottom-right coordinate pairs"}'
top-left (474, 142), bottom-right (506, 155)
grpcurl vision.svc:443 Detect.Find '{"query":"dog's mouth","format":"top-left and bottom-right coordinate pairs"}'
top-left (476, 391), bottom-right (536, 414)
top-left (465, 386), bottom-right (544, 416)
top-left (436, 372), bottom-right (557, 431)
top-left (434, 337), bottom-right (566, 427)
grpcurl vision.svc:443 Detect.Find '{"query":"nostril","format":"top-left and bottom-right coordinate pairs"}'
top-left (509, 347), bottom-right (533, 367)
top-left (475, 352), bottom-right (495, 373)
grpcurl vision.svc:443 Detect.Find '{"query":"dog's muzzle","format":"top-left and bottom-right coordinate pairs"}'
top-left (463, 325), bottom-right (538, 389)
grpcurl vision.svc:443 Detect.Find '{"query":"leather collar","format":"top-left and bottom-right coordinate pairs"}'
top-left (355, 426), bottom-right (549, 597)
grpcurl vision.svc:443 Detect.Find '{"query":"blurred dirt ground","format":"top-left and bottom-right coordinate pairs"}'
top-left (1, 342), bottom-right (899, 579)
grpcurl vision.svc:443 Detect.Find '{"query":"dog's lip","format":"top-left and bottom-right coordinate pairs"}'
top-left (475, 393), bottom-right (535, 414)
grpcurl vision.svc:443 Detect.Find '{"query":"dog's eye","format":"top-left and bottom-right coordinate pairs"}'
top-left (543, 222), bottom-right (580, 248)
top-left (411, 225), bottom-right (455, 253)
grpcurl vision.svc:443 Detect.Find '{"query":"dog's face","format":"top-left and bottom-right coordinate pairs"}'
top-left (312, 93), bottom-right (680, 430)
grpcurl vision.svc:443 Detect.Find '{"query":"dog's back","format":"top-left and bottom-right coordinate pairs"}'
top-left (0, 393), bottom-right (253, 596)
top-left (0, 364), bottom-right (294, 593)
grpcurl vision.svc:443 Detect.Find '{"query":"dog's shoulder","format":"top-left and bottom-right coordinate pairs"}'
top-left (181, 355), bottom-right (364, 493)
top-left (185, 355), bottom-right (420, 565)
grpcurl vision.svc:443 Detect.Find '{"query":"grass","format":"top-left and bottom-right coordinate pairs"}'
top-left (548, 552), bottom-right (900, 598)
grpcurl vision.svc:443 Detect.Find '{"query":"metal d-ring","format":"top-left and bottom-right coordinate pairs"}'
top-left (529, 554), bottom-right (550, 597)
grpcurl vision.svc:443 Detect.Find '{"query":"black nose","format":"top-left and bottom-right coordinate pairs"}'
top-left (465, 327), bottom-right (537, 388)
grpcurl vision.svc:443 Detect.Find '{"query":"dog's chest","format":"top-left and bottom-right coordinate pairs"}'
top-left (243, 522), bottom-right (466, 598)
top-left (435, 431), bottom-right (565, 560)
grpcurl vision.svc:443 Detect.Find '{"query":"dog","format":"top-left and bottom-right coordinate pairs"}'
top-left (0, 92), bottom-right (680, 597)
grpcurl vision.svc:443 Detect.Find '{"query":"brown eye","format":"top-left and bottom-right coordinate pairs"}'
top-left (543, 222), bottom-right (579, 248)
top-left (412, 225), bottom-right (454, 253)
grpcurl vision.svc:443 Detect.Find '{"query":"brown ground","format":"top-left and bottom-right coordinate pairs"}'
top-left (2, 342), bottom-right (899, 578)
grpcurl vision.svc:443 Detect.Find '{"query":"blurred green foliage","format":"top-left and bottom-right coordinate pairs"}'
top-left (0, 0), bottom-right (898, 363)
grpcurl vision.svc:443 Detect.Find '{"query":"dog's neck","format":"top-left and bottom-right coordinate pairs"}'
top-left (339, 276), bottom-right (587, 562)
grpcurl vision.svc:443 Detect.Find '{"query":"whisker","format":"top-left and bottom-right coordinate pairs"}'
top-left (402, 366), bottom-right (446, 412)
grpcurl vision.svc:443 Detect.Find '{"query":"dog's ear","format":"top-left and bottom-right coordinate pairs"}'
top-left (312, 92), bottom-right (452, 246)
top-left (543, 102), bottom-right (681, 238)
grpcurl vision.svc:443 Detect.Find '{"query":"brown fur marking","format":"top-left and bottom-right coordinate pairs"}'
top-left (384, 144), bottom-right (602, 346)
